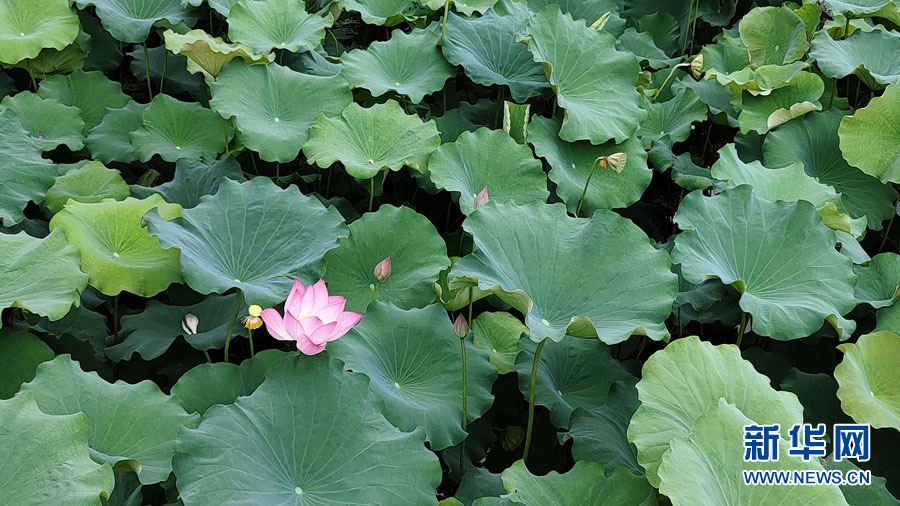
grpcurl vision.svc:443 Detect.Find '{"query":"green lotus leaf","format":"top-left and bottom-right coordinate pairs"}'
top-left (423, 0), bottom-right (497, 15)
top-left (427, 128), bottom-right (548, 215)
top-left (618, 28), bottom-right (680, 70)
top-left (675, 76), bottom-right (739, 126)
top-left (525, 6), bottom-right (644, 144)
top-left (163, 28), bottom-right (272, 78)
top-left (0, 329), bottom-right (53, 399)
top-left (835, 331), bottom-right (900, 431)
top-left (0, 391), bottom-right (114, 504)
top-left (0, 229), bottom-right (87, 325)
top-left (329, 301), bottom-right (497, 450)
top-left (441, 11), bottom-right (548, 102)
top-left (49, 195), bottom-right (182, 297)
top-left (147, 178), bottom-right (347, 308)
top-left (73, 0), bottom-right (195, 43)
top-left (529, 116), bottom-right (650, 216)
top-left (23, 355), bottom-right (200, 484)
top-left (501, 460), bottom-right (656, 506)
top-left (11, 44), bottom-right (87, 77)
top-left (85, 101), bottom-right (147, 164)
top-left (343, 27), bottom-right (454, 104)
top-left (525, 0), bottom-right (625, 30)
top-left (838, 82), bottom-right (900, 184)
top-left (471, 311), bottom-right (526, 374)
top-left (657, 399), bottom-right (849, 506)
top-left (131, 94), bottom-right (233, 163)
top-left (452, 201), bottom-right (677, 343)
top-left (738, 6), bottom-right (810, 68)
top-left (672, 186), bottom-right (857, 340)
top-left (567, 380), bottom-right (643, 475)
top-left (828, 453), bottom-right (900, 505)
top-left (811, 29), bottom-right (900, 88)
top-left (227, 0), bottom-right (332, 53)
top-left (637, 86), bottom-right (708, 148)
top-left (171, 349), bottom-right (286, 415)
top-left (628, 336), bottom-right (804, 486)
top-left (503, 101), bottom-right (530, 144)
top-left (0, 92), bottom-right (84, 151)
top-left (825, 0), bottom-right (892, 14)
top-left (854, 253), bottom-right (900, 308)
top-left (737, 71), bottom-right (823, 134)
top-left (764, 110), bottom-right (897, 230)
top-left (105, 293), bottom-right (249, 361)
top-left (44, 161), bottom-right (129, 214)
top-left (323, 205), bottom-right (449, 313)
top-left (37, 70), bottom-right (130, 131)
top-left (433, 99), bottom-right (494, 142)
top-left (131, 157), bottom-right (246, 209)
top-left (77, 10), bottom-right (121, 73)
top-left (0, 0), bottom-right (79, 65)
top-left (515, 337), bottom-right (633, 428)
top-left (173, 354), bottom-right (442, 504)
top-left (0, 108), bottom-right (58, 226)
top-left (339, 0), bottom-right (412, 25)
top-left (303, 100), bottom-right (440, 179)
top-left (780, 368), bottom-right (847, 427)
top-left (210, 61), bottom-right (352, 162)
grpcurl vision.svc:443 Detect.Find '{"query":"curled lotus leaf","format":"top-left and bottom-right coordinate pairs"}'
top-left (163, 29), bottom-right (272, 78)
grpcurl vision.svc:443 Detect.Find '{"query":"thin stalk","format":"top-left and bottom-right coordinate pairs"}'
top-left (203, 350), bottom-right (212, 363)
top-left (652, 63), bottom-right (688, 102)
top-left (736, 311), bottom-right (747, 348)
top-left (459, 286), bottom-right (473, 476)
top-left (688, 0), bottom-right (699, 55)
top-left (369, 177), bottom-right (375, 212)
top-left (26, 61), bottom-right (36, 91)
top-left (143, 44), bottom-right (153, 100)
top-left (326, 166), bottom-right (333, 197)
top-left (113, 295), bottom-right (120, 343)
top-left (677, 306), bottom-right (683, 338)
top-left (373, 281), bottom-right (380, 301)
top-left (223, 290), bottom-right (243, 363)
top-left (275, 162), bottom-right (281, 183)
top-left (440, 0), bottom-right (451, 42)
top-left (843, 16), bottom-right (850, 38)
top-left (159, 50), bottom-right (168, 95)
top-left (523, 337), bottom-right (548, 464)
top-left (494, 87), bottom-right (504, 129)
top-left (680, 0), bottom-right (697, 56)
top-left (248, 329), bottom-right (255, 357)
top-left (223, 120), bottom-right (231, 156)
top-left (879, 213), bottom-right (895, 253)
top-left (575, 159), bottom-right (601, 217)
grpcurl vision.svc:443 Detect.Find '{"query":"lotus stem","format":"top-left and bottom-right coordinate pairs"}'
top-left (494, 87), bottom-right (504, 129)
top-left (440, 0), bottom-right (450, 43)
top-left (652, 62), bottom-right (689, 102)
top-left (372, 281), bottom-right (379, 301)
top-left (575, 158), bottom-right (601, 217)
top-left (878, 213), bottom-right (894, 253)
top-left (369, 177), bottom-right (375, 212)
top-left (223, 290), bottom-right (243, 363)
top-left (736, 311), bottom-right (747, 348)
top-left (159, 50), bottom-right (168, 95)
top-left (203, 350), bottom-right (212, 363)
top-left (143, 44), bottom-right (153, 100)
top-left (523, 337), bottom-right (548, 465)
top-left (248, 328), bottom-right (255, 357)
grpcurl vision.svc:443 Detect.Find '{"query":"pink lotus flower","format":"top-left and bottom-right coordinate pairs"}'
top-left (260, 279), bottom-right (362, 355)
top-left (473, 186), bottom-right (489, 209)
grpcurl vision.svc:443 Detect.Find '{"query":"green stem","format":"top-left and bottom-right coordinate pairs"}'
top-left (652, 63), bottom-right (688, 102)
top-left (143, 44), bottom-right (153, 100)
top-left (523, 337), bottom-right (548, 465)
top-left (459, 287), bottom-right (473, 477)
top-left (736, 311), bottom-right (747, 348)
top-left (494, 87), bottom-right (504, 129)
top-left (203, 350), bottom-right (212, 363)
top-left (575, 159), bottom-right (601, 217)
top-left (369, 177), bottom-right (375, 212)
top-left (878, 213), bottom-right (894, 253)
top-left (440, 0), bottom-right (450, 43)
top-left (677, 306), bottom-right (683, 338)
top-left (223, 290), bottom-right (243, 363)
top-left (275, 161), bottom-right (280, 183)
top-left (159, 49), bottom-right (168, 95)
top-left (373, 281), bottom-right (379, 301)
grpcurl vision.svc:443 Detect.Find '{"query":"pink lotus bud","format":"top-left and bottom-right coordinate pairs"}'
top-left (453, 314), bottom-right (469, 338)
top-left (374, 256), bottom-right (391, 282)
top-left (473, 186), bottom-right (489, 209)
top-left (181, 313), bottom-right (199, 335)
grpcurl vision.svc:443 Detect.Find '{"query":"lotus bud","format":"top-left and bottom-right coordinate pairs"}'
top-left (473, 186), bottom-right (489, 209)
top-left (181, 313), bottom-right (199, 335)
top-left (453, 314), bottom-right (469, 339)
top-left (690, 53), bottom-right (704, 79)
top-left (374, 256), bottom-right (392, 282)
top-left (605, 152), bottom-right (627, 174)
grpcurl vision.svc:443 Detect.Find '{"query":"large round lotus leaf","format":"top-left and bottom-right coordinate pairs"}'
top-left (423, 0), bottom-right (497, 16)
top-left (147, 178), bottom-right (347, 308)
top-left (343, 27), bottom-right (454, 104)
top-left (618, 27), bottom-right (679, 70)
top-left (838, 82), bottom-right (900, 184)
top-left (131, 94), bottom-right (233, 164)
top-left (567, 380), bottom-right (643, 475)
top-left (524, 0), bottom-right (626, 28)
top-left (427, 128), bottom-right (548, 215)
top-left (811, 29), bottom-right (900, 88)
top-left (0, 92), bottom-right (84, 151)
top-left (514, 337), bottom-right (633, 429)
top-left (0, 229), bottom-right (87, 325)
top-left (525, 6), bottom-right (644, 144)
top-left (672, 186), bottom-right (857, 340)
top-left (164, 29), bottom-right (272, 78)
top-left (339, 0), bottom-right (412, 25)
top-left (73, 0), bottom-right (195, 43)
top-left (0, 329), bottom-right (54, 399)
top-left (105, 294), bottom-right (249, 361)
top-left (37, 70), bottom-right (130, 131)
top-left (0, 391), bottom-right (114, 504)
top-left (173, 354), bottom-right (442, 504)
top-left (328, 301), bottom-right (497, 451)
top-left (131, 157), bottom-right (246, 209)
top-left (825, 0), bottom-right (892, 14)
top-left (23, 355), bottom-right (200, 484)
top-left (530, 116), bottom-right (650, 215)
top-left (658, 399), bottom-right (849, 506)
top-left (471, 311), bottom-right (526, 374)
top-left (738, 6), bottom-right (810, 67)
top-left (44, 161), bottom-right (130, 214)
top-left (451, 201), bottom-right (677, 343)
top-left (323, 205), bottom-right (450, 313)
top-left (227, 0), bottom-right (332, 53)
top-left (737, 71), bottom-right (824, 134)
top-left (628, 336), bottom-right (804, 486)
top-left (210, 61), bottom-right (352, 163)
top-left (49, 195), bottom-right (183, 297)
top-left (11, 44), bottom-right (87, 77)
top-left (0, 0), bottom-right (79, 65)
top-left (501, 460), bottom-right (656, 506)
top-left (0, 108), bottom-right (58, 226)
top-left (835, 331), bottom-right (900, 431)
top-left (441, 11), bottom-right (547, 103)
top-left (85, 101), bottom-right (147, 164)
top-left (303, 100), bottom-right (440, 179)
top-left (637, 87), bottom-right (708, 149)
top-left (854, 253), bottom-right (900, 308)
top-left (763, 110), bottom-right (897, 230)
